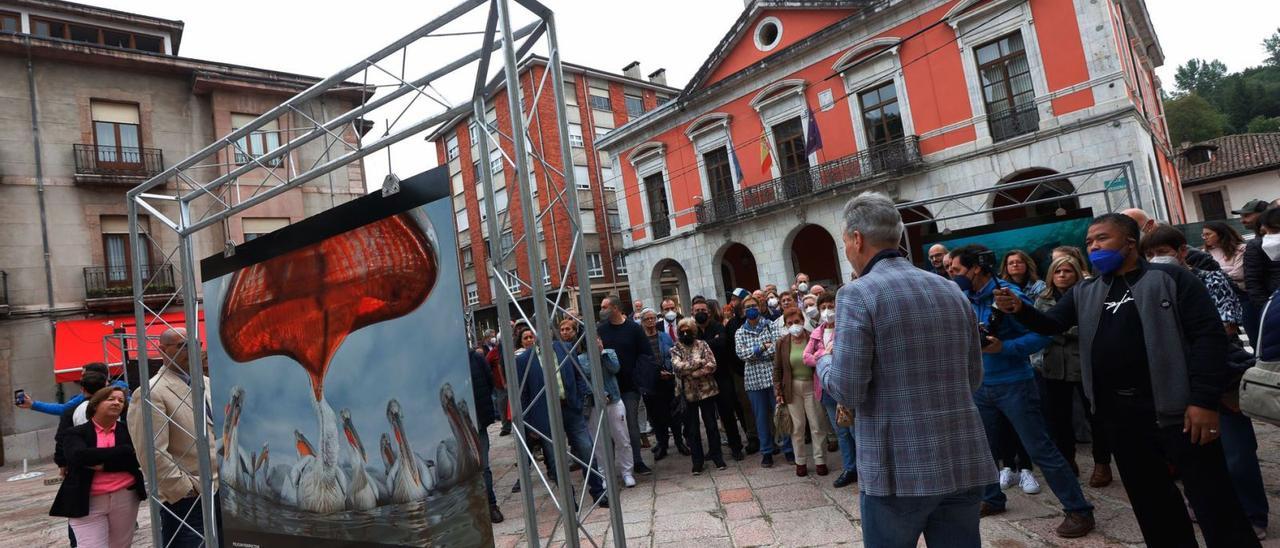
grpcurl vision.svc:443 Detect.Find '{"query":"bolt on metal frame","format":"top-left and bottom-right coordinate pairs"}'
top-left (124, 1), bottom-right (625, 546)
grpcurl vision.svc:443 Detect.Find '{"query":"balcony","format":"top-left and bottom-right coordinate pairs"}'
top-left (695, 136), bottom-right (922, 227)
top-left (84, 264), bottom-right (178, 312)
top-left (988, 102), bottom-right (1040, 143)
top-left (650, 218), bottom-right (671, 240)
top-left (73, 144), bottom-right (164, 185)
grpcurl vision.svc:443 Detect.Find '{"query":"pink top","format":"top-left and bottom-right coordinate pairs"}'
top-left (803, 323), bottom-right (835, 400)
top-left (89, 420), bottom-right (135, 496)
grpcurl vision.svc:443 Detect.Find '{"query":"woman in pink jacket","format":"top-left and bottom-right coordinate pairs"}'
top-left (804, 291), bottom-right (857, 488)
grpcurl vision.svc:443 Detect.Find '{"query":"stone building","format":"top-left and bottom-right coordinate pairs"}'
top-left (596, 0), bottom-right (1181, 307)
top-left (428, 56), bottom-right (678, 330)
top-left (0, 0), bottom-right (367, 460)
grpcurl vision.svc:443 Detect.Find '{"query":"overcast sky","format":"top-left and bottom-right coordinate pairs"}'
top-left (87, 0), bottom-right (1279, 190)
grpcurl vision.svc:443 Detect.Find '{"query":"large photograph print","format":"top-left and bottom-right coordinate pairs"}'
top-left (921, 208), bottom-right (1094, 279)
top-left (200, 168), bottom-right (490, 547)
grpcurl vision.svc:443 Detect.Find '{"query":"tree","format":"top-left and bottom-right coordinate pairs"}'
top-left (1246, 115), bottom-right (1280, 133)
top-left (1174, 58), bottom-right (1228, 97)
top-left (1164, 93), bottom-right (1226, 145)
top-left (1265, 28), bottom-right (1280, 66)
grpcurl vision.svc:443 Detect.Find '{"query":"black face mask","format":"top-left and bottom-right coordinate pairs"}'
top-left (693, 312), bottom-right (709, 324)
top-left (678, 332), bottom-right (695, 346)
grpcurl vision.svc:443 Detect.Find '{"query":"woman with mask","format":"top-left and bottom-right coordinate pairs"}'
top-left (805, 291), bottom-right (856, 487)
top-left (774, 307), bottom-right (827, 477)
top-left (1000, 250), bottom-right (1046, 297)
top-left (1244, 208), bottom-right (1280, 344)
top-left (763, 292), bottom-right (783, 322)
top-left (734, 296), bottom-right (789, 467)
top-left (671, 317), bottom-right (725, 475)
top-left (1033, 256), bottom-right (1112, 487)
top-left (511, 325), bottom-right (558, 491)
top-left (639, 309), bottom-right (680, 461)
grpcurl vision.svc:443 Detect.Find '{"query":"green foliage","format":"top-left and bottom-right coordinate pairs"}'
top-left (1164, 94), bottom-right (1225, 144)
top-left (1247, 115), bottom-right (1280, 133)
top-left (1265, 28), bottom-right (1280, 66)
top-left (1174, 58), bottom-right (1227, 97)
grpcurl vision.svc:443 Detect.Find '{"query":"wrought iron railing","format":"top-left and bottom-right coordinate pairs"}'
top-left (73, 144), bottom-right (164, 178)
top-left (650, 218), bottom-right (672, 239)
top-left (84, 264), bottom-right (175, 300)
top-left (695, 136), bottom-right (922, 226)
top-left (988, 102), bottom-right (1040, 142)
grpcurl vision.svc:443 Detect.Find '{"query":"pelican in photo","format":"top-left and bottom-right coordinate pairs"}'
top-left (341, 408), bottom-right (380, 510)
top-left (219, 386), bottom-right (251, 492)
top-left (283, 428), bottom-right (349, 514)
top-left (386, 399), bottom-right (433, 502)
top-left (434, 438), bottom-right (460, 491)
top-left (253, 443), bottom-right (287, 501)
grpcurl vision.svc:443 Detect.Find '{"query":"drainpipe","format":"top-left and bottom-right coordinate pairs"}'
top-left (25, 38), bottom-right (56, 311)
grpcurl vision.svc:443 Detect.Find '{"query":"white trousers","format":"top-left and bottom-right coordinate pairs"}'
top-left (590, 400), bottom-right (634, 477)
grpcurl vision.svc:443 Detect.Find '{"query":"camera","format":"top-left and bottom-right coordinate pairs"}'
top-left (975, 249), bottom-right (997, 273)
top-left (14, 389), bottom-right (25, 405)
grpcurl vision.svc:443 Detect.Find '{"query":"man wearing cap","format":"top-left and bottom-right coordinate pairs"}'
top-left (1235, 199), bottom-right (1270, 237)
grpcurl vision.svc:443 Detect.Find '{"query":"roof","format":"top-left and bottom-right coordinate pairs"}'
top-left (423, 54), bottom-right (681, 143)
top-left (7, 0), bottom-right (186, 53)
top-left (1177, 133), bottom-right (1280, 185)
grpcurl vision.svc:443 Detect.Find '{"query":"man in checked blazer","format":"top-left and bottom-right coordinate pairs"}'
top-left (818, 192), bottom-right (994, 548)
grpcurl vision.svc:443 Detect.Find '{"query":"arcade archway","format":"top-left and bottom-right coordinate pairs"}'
top-left (991, 168), bottom-right (1079, 223)
top-left (650, 259), bottom-right (690, 314)
top-left (716, 242), bottom-right (761, 295)
top-left (786, 224), bottom-right (842, 288)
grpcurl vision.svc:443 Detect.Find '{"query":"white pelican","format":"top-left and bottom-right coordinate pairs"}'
top-left (219, 386), bottom-right (251, 492)
top-left (434, 438), bottom-right (459, 490)
top-left (386, 399), bottom-right (433, 503)
top-left (340, 408), bottom-right (380, 511)
top-left (253, 443), bottom-right (287, 501)
top-left (283, 424), bottom-right (349, 514)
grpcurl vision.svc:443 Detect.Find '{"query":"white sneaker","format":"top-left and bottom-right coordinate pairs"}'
top-left (1019, 469), bottom-right (1041, 494)
top-left (998, 467), bottom-right (1015, 490)
top-left (623, 474), bottom-right (637, 488)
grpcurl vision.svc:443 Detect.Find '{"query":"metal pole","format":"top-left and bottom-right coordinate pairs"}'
top-left (127, 198), bottom-right (165, 548)
top-left (543, 12), bottom-right (627, 546)
top-left (496, 5), bottom-right (582, 546)
top-left (177, 199), bottom-right (219, 546)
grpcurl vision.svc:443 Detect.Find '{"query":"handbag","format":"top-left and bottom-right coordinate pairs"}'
top-left (1241, 295), bottom-right (1280, 424)
top-left (774, 401), bottom-right (793, 436)
top-left (835, 404), bottom-right (853, 427)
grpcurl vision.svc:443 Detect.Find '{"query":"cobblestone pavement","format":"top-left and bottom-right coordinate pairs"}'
top-left (5, 421), bottom-right (1280, 547)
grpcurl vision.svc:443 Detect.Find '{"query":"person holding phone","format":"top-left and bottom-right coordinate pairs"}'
top-left (15, 363), bottom-right (126, 417)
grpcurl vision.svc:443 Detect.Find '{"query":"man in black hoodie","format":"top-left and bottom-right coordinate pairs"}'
top-left (995, 213), bottom-right (1258, 547)
top-left (470, 348), bottom-right (504, 524)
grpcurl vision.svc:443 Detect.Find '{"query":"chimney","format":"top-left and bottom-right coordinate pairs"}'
top-left (622, 61), bottom-right (642, 80)
top-left (648, 68), bottom-right (667, 86)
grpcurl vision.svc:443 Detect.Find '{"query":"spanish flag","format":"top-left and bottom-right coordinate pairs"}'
top-left (759, 129), bottom-right (773, 175)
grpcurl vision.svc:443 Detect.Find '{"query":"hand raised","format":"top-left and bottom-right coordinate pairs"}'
top-left (992, 288), bottom-right (1022, 314)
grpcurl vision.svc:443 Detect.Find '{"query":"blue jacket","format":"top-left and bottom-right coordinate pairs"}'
top-left (31, 380), bottom-right (129, 416)
top-left (578, 349), bottom-right (622, 404)
top-left (514, 349), bottom-right (551, 436)
top-left (635, 331), bottom-right (674, 395)
top-left (966, 278), bottom-right (1049, 386)
top-left (552, 341), bottom-right (592, 414)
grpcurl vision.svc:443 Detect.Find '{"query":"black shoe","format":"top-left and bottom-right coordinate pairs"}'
top-left (635, 462), bottom-right (653, 476)
top-left (745, 441), bottom-right (760, 455)
top-left (713, 459), bottom-right (727, 470)
top-left (832, 469), bottom-right (857, 488)
top-left (761, 454), bottom-right (774, 468)
top-left (489, 504), bottom-right (505, 523)
top-left (675, 441), bottom-right (691, 456)
top-left (692, 464), bottom-right (703, 476)
top-left (979, 502), bottom-right (1006, 517)
top-left (653, 446), bottom-right (668, 461)
top-left (732, 450), bottom-right (745, 461)
top-left (595, 495), bottom-right (610, 509)
top-left (499, 425), bottom-right (512, 437)
top-left (511, 481), bottom-right (521, 493)
top-left (784, 452), bottom-right (796, 464)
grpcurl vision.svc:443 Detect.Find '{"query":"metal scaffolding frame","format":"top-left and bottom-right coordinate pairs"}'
top-left (124, 1), bottom-right (625, 546)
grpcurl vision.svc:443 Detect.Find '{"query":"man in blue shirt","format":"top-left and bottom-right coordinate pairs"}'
top-left (16, 362), bottom-right (127, 415)
top-left (947, 244), bottom-right (1095, 538)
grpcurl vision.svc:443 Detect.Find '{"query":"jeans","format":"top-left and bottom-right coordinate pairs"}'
top-left (160, 493), bottom-right (221, 548)
top-left (993, 413), bottom-right (1032, 471)
top-left (713, 373), bottom-right (744, 452)
top-left (684, 397), bottom-right (722, 467)
top-left (1100, 393), bottom-right (1259, 547)
top-left (974, 378), bottom-right (1092, 513)
top-left (1218, 409), bottom-right (1269, 529)
top-left (563, 404), bottom-right (606, 498)
top-left (621, 391), bottom-right (645, 466)
top-left (745, 388), bottom-right (793, 456)
top-left (860, 486), bottom-right (983, 548)
top-left (478, 425), bottom-right (496, 505)
top-left (786, 379), bottom-right (826, 466)
top-left (821, 393), bottom-right (856, 472)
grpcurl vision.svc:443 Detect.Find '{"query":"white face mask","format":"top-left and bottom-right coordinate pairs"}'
top-left (663, 311), bottom-right (677, 323)
top-left (804, 305), bottom-right (819, 319)
top-left (788, 324), bottom-right (804, 337)
top-left (1264, 234), bottom-right (1280, 261)
top-left (1148, 255), bottom-right (1179, 265)
top-left (820, 309), bottom-right (835, 325)
top-left (797, 282), bottom-right (809, 293)
top-left (767, 297), bottom-right (779, 309)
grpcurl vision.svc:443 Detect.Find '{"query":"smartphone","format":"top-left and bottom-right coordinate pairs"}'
top-left (14, 389), bottom-right (25, 405)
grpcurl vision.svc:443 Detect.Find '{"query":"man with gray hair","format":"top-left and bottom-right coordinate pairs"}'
top-left (819, 192), bottom-right (994, 546)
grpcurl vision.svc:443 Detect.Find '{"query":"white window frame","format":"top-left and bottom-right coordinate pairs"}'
top-left (586, 253), bottom-right (604, 278)
top-left (477, 195), bottom-right (487, 222)
top-left (834, 40), bottom-right (916, 152)
top-left (601, 166), bottom-right (617, 190)
top-left (446, 134), bottom-right (460, 160)
top-left (624, 94), bottom-right (645, 117)
top-left (589, 88), bottom-right (611, 111)
top-left (455, 208), bottom-right (469, 232)
top-left (542, 260), bottom-right (551, 286)
top-left (466, 282), bottom-right (479, 305)
top-left (489, 147), bottom-right (504, 174)
top-left (505, 269), bottom-right (520, 292)
top-left (461, 246), bottom-right (473, 268)
top-left (949, 0), bottom-right (1050, 147)
top-left (753, 16), bottom-right (783, 52)
top-left (614, 253), bottom-right (628, 277)
top-left (580, 209), bottom-right (598, 234)
top-left (748, 80), bottom-right (811, 177)
top-left (495, 187), bottom-right (509, 213)
top-left (468, 122), bottom-right (478, 145)
top-left (568, 123), bottom-right (585, 148)
top-left (684, 112), bottom-right (739, 207)
top-left (573, 165), bottom-right (591, 190)
top-left (628, 142), bottom-right (675, 242)
top-left (607, 210), bottom-right (621, 233)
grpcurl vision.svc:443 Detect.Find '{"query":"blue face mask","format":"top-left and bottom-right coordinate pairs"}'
top-left (952, 273), bottom-right (973, 292)
top-left (1089, 248), bottom-right (1126, 275)
top-left (744, 307), bottom-right (760, 320)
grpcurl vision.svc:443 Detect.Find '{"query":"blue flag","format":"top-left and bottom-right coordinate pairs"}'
top-left (727, 133), bottom-right (744, 183)
top-left (805, 106), bottom-right (824, 156)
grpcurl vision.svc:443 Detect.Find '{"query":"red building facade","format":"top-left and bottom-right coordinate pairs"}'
top-left (596, 0), bottom-right (1179, 307)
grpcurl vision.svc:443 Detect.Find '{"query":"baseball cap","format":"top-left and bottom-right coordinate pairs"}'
top-left (731, 288), bottom-right (749, 300)
top-left (1232, 199), bottom-right (1270, 215)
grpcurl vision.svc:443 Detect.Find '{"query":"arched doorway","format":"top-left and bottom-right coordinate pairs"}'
top-left (899, 205), bottom-right (939, 265)
top-left (651, 259), bottom-right (690, 314)
top-left (991, 168), bottom-right (1079, 223)
top-left (787, 224), bottom-right (841, 288)
top-left (717, 242), bottom-right (761, 295)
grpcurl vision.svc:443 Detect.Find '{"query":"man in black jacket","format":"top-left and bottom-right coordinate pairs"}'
top-left (995, 213), bottom-right (1259, 547)
top-left (691, 296), bottom-right (746, 461)
top-left (469, 348), bottom-right (504, 524)
top-left (1244, 207), bottom-right (1280, 343)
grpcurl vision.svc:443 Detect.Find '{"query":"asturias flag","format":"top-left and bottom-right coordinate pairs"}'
top-left (805, 106), bottom-right (824, 156)
top-left (759, 129), bottom-right (773, 175)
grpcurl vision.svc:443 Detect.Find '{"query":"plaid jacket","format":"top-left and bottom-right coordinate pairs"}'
top-left (819, 256), bottom-right (995, 497)
top-left (734, 319), bottom-right (780, 391)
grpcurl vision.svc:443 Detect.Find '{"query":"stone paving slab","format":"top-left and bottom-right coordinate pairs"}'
top-left (9, 420), bottom-right (1280, 547)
